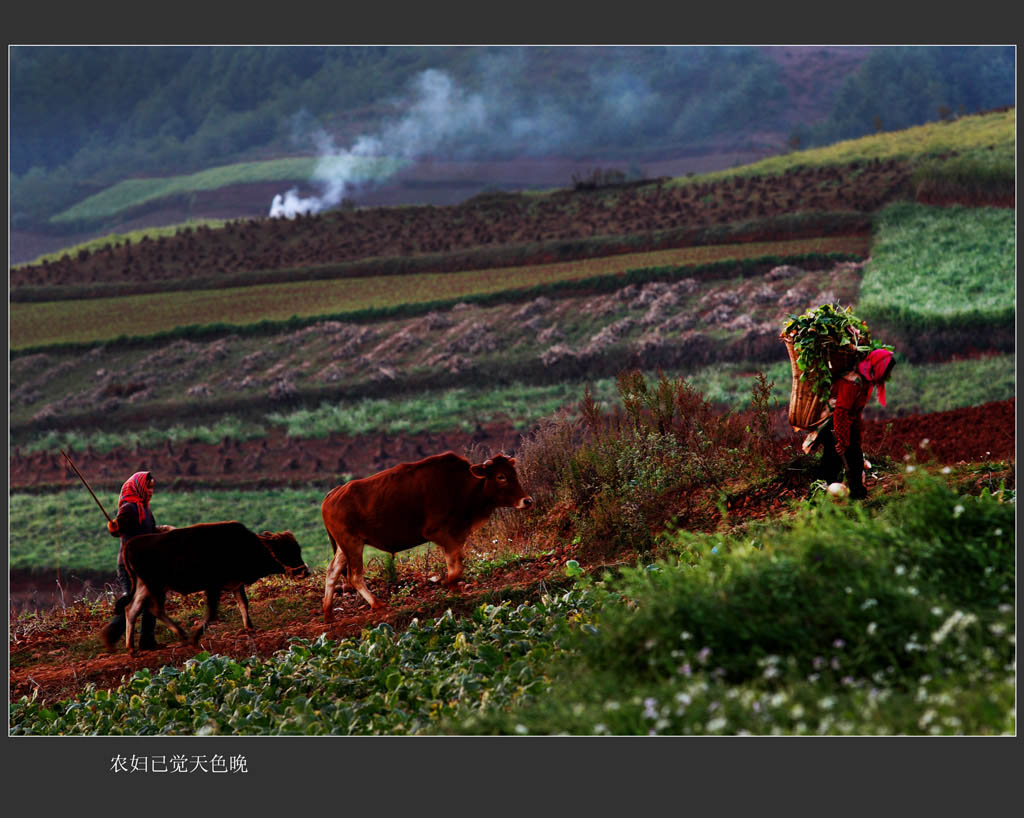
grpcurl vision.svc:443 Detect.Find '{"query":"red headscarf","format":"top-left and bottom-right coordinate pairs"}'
top-left (856, 349), bottom-right (895, 407)
top-left (118, 471), bottom-right (152, 524)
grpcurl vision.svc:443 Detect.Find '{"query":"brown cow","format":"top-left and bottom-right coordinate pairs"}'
top-left (101, 521), bottom-right (309, 655)
top-left (321, 451), bottom-right (533, 619)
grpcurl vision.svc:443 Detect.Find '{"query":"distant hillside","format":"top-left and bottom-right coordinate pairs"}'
top-left (9, 45), bottom-right (1013, 262)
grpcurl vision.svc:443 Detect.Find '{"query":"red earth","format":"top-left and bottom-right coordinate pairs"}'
top-left (9, 398), bottom-right (1015, 706)
top-left (10, 400), bottom-right (1015, 496)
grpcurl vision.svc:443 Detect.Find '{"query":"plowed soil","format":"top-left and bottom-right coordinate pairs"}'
top-left (10, 159), bottom-right (911, 290)
top-left (10, 400), bottom-right (1015, 495)
top-left (9, 398), bottom-right (1014, 707)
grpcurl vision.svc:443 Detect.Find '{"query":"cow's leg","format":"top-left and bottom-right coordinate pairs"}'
top-left (430, 532), bottom-right (468, 588)
top-left (324, 534), bottom-right (381, 619)
top-left (192, 590), bottom-right (221, 645)
top-left (233, 586), bottom-right (254, 630)
top-left (124, 588), bottom-right (147, 655)
top-left (323, 547), bottom-right (344, 622)
top-left (326, 533), bottom-right (352, 593)
top-left (149, 590), bottom-right (189, 646)
top-left (345, 545), bottom-right (385, 610)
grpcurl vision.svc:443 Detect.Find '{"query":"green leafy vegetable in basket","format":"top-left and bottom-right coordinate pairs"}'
top-left (782, 303), bottom-right (890, 400)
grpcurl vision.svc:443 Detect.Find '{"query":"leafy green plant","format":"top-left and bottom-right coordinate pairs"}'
top-left (453, 475), bottom-right (1015, 736)
top-left (782, 302), bottom-right (890, 399)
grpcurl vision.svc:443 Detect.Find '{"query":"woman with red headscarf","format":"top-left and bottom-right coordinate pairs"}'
top-left (816, 348), bottom-right (896, 500)
top-left (100, 471), bottom-right (170, 651)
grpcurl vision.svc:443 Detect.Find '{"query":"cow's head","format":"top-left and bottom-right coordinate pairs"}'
top-left (470, 454), bottom-right (534, 510)
top-left (259, 530), bottom-right (310, 578)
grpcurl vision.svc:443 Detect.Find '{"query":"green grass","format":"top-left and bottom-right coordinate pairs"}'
top-left (15, 354), bottom-right (1015, 457)
top-left (49, 156), bottom-right (404, 226)
top-left (857, 202), bottom-right (1015, 332)
top-left (268, 354), bottom-right (1016, 436)
top-left (681, 107), bottom-right (1015, 185)
top-left (912, 152), bottom-right (1016, 201)
top-left (9, 484), bottom-right (454, 576)
top-left (9, 487), bottom-right (334, 575)
top-left (10, 237), bottom-right (863, 349)
top-left (21, 416), bottom-right (269, 456)
top-left (17, 220), bottom-right (234, 267)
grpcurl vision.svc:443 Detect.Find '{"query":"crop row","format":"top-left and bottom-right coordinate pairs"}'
top-left (10, 238), bottom-right (866, 350)
top-left (858, 202), bottom-right (1015, 334)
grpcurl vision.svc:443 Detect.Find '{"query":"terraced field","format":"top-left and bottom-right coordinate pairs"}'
top-left (9, 110), bottom-right (1015, 737)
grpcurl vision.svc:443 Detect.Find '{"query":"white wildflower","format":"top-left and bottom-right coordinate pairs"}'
top-left (706, 716), bottom-right (727, 732)
top-left (952, 504), bottom-right (965, 518)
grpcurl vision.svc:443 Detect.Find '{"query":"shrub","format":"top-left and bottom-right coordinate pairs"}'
top-left (578, 475), bottom-right (1015, 687)
top-left (527, 370), bottom-right (783, 560)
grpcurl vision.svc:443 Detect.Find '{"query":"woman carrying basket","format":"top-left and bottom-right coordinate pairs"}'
top-left (814, 348), bottom-right (895, 500)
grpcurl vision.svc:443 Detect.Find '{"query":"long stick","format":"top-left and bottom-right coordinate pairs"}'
top-left (60, 449), bottom-right (113, 523)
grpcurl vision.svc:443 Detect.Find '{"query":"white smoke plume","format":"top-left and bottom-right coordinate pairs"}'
top-left (269, 69), bottom-right (489, 218)
top-left (268, 57), bottom-right (677, 220)
top-left (270, 132), bottom-right (382, 218)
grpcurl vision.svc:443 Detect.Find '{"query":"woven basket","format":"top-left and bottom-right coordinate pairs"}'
top-left (781, 334), bottom-right (863, 431)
